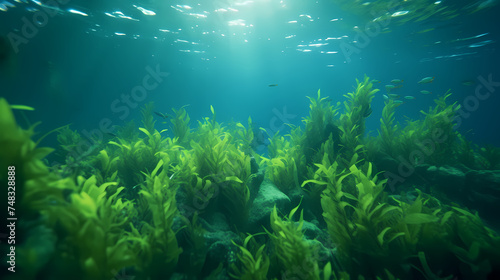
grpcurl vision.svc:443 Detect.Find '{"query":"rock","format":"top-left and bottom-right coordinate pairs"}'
top-left (247, 179), bottom-right (291, 232)
top-left (301, 220), bottom-right (323, 240)
top-left (465, 170), bottom-right (500, 214)
top-left (425, 165), bottom-right (466, 195)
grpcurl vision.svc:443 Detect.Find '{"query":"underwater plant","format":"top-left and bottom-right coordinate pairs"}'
top-left (302, 89), bottom-right (340, 165)
top-left (266, 204), bottom-right (322, 280)
top-left (230, 233), bottom-right (270, 280)
top-left (337, 75), bottom-right (378, 169)
top-left (129, 159), bottom-right (183, 279)
top-left (170, 105), bottom-right (191, 147)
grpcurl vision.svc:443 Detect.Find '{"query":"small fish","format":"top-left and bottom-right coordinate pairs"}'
top-left (391, 79), bottom-right (404, 84)
top-left (418, 77), bottom-right (435, 84)
top-left (154, 112), bottom-right (171, 119)
top-left (420, 90), bottom-right (432, 95)
top-left (371, 79), bottom-right (381, 83)
top-left (268, 84), bottom-right (278, 87)
top-left (385, 84), bottom-right (395, 91)
top-left (461, 80), bottom-right (475, 86)
top-left (404, 95), bottom-right (416, 100)
top-left (388, 94), bottom-right (400, 99)
top-left (383, 94), bottom-right (389, 100)
top-left (394, 100), bottom-right (404, 104)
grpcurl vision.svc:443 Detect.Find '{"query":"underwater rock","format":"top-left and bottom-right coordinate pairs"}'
top-left (426, 165), bottom-right (466, 195)
top-left (466, 170), bottom-right (500, 196)
top-left (301, 220), bottom-right (323, 240)
top-left (201, 214), bottom-right (239, 278)
top-left (465, 170), bottom-right (500, 216)
top-left (247, 179), bottom-right (291, 232)
top-left (248, 168), bottom-right (265, 203)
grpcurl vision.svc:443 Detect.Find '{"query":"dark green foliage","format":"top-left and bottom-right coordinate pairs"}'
top-left (478, 145), bottom-right (500, 170)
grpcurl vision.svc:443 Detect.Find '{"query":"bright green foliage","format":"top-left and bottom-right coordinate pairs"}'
top-left (170, 105), bottom-right (191, 146)
top-left (133, 159), bottom-right (183, 278)
top-left (108, 125), bottom-right (180, 198)
top-left (378, 99), bottom-right (399, 157)
top-left (266, 128), bottom-right (307, 194)
top-left (94, 149), bottom-right (119, 185)
top-left (302, 89), bottom-right (340, 164)
top-left (141, 102), bottom-right (156, 135)
top-left (49, 176), bottom-right (136, 280)
top-left (266, 204), bottom-right (321, 280)
top-left (230, 234), bottom-right (270, 280)
top-left (0, 98), bottom-right (65, 213)
top-left (317, 158), bottom-right (500, 278)
top-left (183, 108), bottom-right (253, 224)
top-left (266, 153), bottom-right (301, 194)
top-left (418, 91), bottom-right (459, 165)
top-left (337, 75), bottom-right (378, 168)
top-left (319, 162), bottom-right (406, 277)
top-left (232, 116), bottom-right (255, 155)
top-left (375, 90), bottom-right (464, 167)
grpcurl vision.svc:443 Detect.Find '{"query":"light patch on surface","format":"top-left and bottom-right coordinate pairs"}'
top-left (134, 5), bottom-right (156, 16)
top-left (228, 19), bottom-right (246, 26)
top-left (468, 40), bottom-right (493, 48)
top-left (188, 13), bottom-right (207, 18)
top-left (391, 10), bottom-right (409, 17)
top-left (0, 1), bottom-right (15, 12)
top-left (68, 9), bottom-right (88, 16)
top-left (177, 4), bottom-right (192, 10)
top-left (285, 35), bottom-right (296, 39)
top-left (235, 1), bottom-right (254, 6)
top-left (105, 11), bottom-right (139, 21)
top-left (287, 20), bottom-right (297, 23)
top-left (114, 32), bottom-right (126, 36)
top-left (309, 43), bottom-right (328, 47)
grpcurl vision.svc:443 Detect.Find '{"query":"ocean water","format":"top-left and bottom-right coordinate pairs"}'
top-left (1, 0), bottom-right (500, 279)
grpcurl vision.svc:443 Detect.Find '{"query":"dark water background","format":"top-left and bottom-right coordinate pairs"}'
top-left (1, 0), bottom-right (499, 149)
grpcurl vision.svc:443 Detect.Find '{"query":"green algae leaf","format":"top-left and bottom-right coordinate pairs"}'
top-left (210, 105), bottom-right (215, 115)
top-left (451, 206), bottom-right (476, 218)
top-left (440, 211), bottom-right (454, 226)
top-left (139, 127), bottom-right (152, 138)
top-left (10, 104), bottom-right (35, 111)
top-left (323, 262), bottom-right (332, 280)
top-left (404, 213), bottom-right (439, 224)
top-left (377, 227), bottom-right (392, 246)
top-left (225, 176), bottom-right (243, 183)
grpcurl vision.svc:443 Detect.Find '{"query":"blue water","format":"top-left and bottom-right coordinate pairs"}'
top-left (1, 0), bottom-right (499, 147)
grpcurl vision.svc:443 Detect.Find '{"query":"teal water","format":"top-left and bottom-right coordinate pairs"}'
top-left (1, 0), bottom-right (499, 146)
